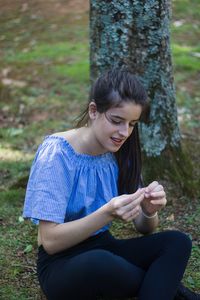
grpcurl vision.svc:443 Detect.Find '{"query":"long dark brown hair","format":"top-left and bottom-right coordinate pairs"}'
top-left (76, 68), bottom-right (147, 194)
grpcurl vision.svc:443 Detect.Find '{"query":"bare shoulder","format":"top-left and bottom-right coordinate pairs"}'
top-left (52, 127), bottom-right (90, 154)
top-left (52, 129), bottom-right (77, 141)
top-left (52, 129), bottom-right (82, 150)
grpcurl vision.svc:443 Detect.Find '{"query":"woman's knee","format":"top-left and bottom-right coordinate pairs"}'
top-left (164, 230), bottom-right (192, 256)
top-left (80, 249), bottom-right (143, 282)
top-left (73, 249), bottom-right (117, 278)
top-left (83, 249), bottom-right (143, 297)
top-left (81, 249), bottom-right (122, 276)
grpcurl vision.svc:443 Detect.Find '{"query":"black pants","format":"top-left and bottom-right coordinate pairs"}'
top-left (37, 230), bottom-right (192, 300)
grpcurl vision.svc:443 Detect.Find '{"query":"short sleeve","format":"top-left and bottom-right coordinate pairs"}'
top-left (23, 140), bottom-right (73, 224)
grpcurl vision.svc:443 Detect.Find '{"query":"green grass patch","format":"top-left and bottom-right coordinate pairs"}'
top-left (172, 44), bottom-right (200, 72)
top-left (184, 245), bottom-right (200, 290)
top-left (52, 60), bottom-right (89, 82)
top-left (171, 23), bottom-right (199, 35)
top-left (0, 189), bottom-right (39, 300)
top-left (0, 145), bottom-right (33, 189)
top-left (4, 42), bottom-right (88, 64)
top-left (172, 0), bottom-right (200, 20)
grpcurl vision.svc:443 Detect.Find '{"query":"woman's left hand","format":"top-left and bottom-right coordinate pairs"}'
top-left (141, 181), bottom-right (167, 216)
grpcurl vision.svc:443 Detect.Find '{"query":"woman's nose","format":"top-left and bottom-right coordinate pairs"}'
top-left (118, 124), bottom-right (130, 137)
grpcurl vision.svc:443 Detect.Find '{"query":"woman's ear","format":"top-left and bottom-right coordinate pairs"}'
top-left (88, 102), bottom-right (98, 120)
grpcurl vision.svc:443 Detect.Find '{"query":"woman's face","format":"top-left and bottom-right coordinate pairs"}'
top-left (89, 101), bottom-right (142, 154)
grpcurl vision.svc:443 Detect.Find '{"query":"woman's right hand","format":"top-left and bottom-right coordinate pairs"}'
top-left (106, 188), bottom-right (145, 222)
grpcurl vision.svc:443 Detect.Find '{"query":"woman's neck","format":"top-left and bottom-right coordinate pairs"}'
top-left (73, 127), bottom-right (107, 156)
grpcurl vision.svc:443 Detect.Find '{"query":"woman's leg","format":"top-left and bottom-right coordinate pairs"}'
top-left (39, 248), bottom-right (145, 300)
top-left (110, 230), bottom-right (192, 300)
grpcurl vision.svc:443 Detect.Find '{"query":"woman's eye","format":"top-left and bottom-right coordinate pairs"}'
top-left (111, 119), bottom-right (121, 125)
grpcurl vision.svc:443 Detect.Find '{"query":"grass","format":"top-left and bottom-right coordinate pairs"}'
top-left (172, 0), bottom-right (200, 20)
top-left (0, 1), bottom-right (199, 299)
top-left (172, 44), bottom-right (200, 72)
top-left (4, 42), bottom-right (88, 64)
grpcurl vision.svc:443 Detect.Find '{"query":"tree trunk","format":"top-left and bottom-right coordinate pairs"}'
top-left (90, 0), bottom-right (196, 195)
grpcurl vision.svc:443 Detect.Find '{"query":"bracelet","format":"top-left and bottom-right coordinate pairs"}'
top-left (141, 209), bottom-right (158, 219)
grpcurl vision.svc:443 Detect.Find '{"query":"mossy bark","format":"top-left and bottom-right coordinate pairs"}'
top-left (90, 0), bottom-right (196, 195)
top-left (142, 146), bottom-right (198, 197)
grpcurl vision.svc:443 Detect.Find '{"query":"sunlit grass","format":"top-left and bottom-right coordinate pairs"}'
top-left (172, 44), bottom-right (200, 71)
top-left (4, 42), bottom-right (88, 64)
top-left (0, 146), bottom-right (33, 161)
top-left (52, 60), bottom-right (89, 82)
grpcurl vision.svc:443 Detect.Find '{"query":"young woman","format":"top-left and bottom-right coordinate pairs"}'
top-left (23, 68), bottom-right (199, 300)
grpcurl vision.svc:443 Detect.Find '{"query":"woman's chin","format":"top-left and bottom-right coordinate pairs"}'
top-left (106, 142), bottom-right (123, 152)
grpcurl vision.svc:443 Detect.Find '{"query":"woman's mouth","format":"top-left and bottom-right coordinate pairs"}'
top-left (110, 137), bottom-right (124, 146)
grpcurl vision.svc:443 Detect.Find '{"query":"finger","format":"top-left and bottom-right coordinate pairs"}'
top-left (114, 195), bottom-right (136, 207)
top-left (145, 185), bottom-right (164, 198)
top-left (145, 181), bottom-right (159, 192)
top-left (150, 198), bottom-right (167, 206)
top-left (117, 189), bottom-right (145, 207)
top-left (122, 210), bottom-right (135, 221)
top-left (131, 188), bottom-right (145, 201)
top-left (116, 189), bottom-right (145, 210)
top-left (125, 207), bottom-right (141, 222)
top-left (150, 184), bottom-right (164, 193)
top-left (128, 193), bottom-right (145, 208)
top-left (122, 194), bottom-right (144, 213)
top-left (149, 191), bottom-right (166, 198)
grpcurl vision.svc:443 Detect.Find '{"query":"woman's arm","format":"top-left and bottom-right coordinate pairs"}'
top-left (39, 189), bottom-right (145, 254)
top-left (39, 204), bottom-right (113, 255)
top-left (134, 208), bottom-right (159, 234)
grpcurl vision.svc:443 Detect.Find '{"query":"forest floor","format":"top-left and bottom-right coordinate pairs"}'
top-left (0, 0), bottom-right (199, 299)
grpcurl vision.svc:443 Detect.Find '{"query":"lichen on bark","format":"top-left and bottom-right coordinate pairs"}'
top-left (90, 0), bottom-right (133, 77)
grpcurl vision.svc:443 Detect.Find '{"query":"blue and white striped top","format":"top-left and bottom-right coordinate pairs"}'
top-left (23, 135), bottom-right (119, 235)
